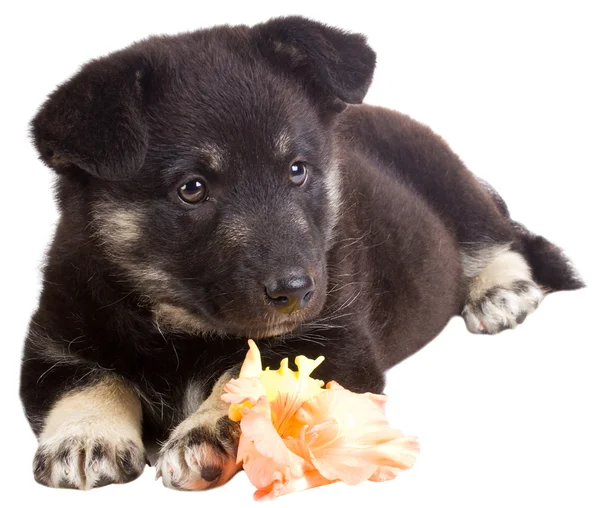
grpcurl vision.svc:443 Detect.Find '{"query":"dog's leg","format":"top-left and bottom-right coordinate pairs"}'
top-left (32, 376), bottom-right (146, 489)
top-left (461, 244), bottom-right (544, 334)
top-left (357, 108), bottom-right (580, 333)
top-left (156, 369), bottom-right (241, 490)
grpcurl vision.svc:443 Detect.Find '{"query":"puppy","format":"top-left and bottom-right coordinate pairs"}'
top-left (21, 16), bottom-right (583, 490)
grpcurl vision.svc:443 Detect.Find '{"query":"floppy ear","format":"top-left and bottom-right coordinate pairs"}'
top-left (31, 52), bottom-right (149, 180)
top-left (254, 16), bottom-right (376, 105)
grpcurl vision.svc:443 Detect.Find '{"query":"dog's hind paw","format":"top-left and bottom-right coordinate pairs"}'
top-left (463, 279), bottom-right (544, 334)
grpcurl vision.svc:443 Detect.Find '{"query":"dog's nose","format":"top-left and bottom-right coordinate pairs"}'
top-left (265, 273), bottom-right (315, 313)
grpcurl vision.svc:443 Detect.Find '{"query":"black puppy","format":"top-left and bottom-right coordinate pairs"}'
top-left (21, 16), bottom-right (582, 490)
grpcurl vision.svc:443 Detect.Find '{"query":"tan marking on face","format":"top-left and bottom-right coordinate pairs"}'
top-left (216, 215), bottom-right (251, 246)
top-left (192, 144), bottom-right (226, 171)
top-left (128, 266), bottom-right (172, 288)
top-left (275, 131), bottom-right (292, 156)
top-left (104, 209), bottom-right (142, 243)
top-left (252, 322), bottom-right (297, 339)
top-left (288, 203), bottom-right (310, 234)
top-left (324, 160), bottom-right (342, 241)
top-left (153, 302), bottom-right (213, 334)
top-left (142, 267), bottom-right (171, 282)
top-left (92, 203), bottom-right (144, 256)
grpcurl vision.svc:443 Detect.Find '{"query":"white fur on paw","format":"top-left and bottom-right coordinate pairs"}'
top-left (33, 378), bottom-right (145, 489)
top-left (34, 434), bottom-right (145, 489)
top-left (156, 410), bottom-right (240, 490)
top-left (463, 280), bottom-right (544, 334)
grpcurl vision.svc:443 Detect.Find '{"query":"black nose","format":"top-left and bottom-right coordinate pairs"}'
top-left (265, 273), bottom-right (315, 313)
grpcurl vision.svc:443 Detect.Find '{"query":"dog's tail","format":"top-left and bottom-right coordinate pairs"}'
top-left (512, 221), bottom-right (585, 292)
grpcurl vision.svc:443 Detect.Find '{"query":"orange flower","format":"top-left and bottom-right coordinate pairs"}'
top-left (221, 340), bottom-right (419, 500)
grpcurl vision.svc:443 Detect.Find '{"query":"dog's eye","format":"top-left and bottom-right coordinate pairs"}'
top-left (290, 162), bottom-right (308, 186)
top-left (178, 178), bottom-right (208, 204)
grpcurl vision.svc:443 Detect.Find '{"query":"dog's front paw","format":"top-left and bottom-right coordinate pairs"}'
top-left (463, 279), bottom-right (544, 334)
top-left (33, 435), bottom-right (146, 489)
top-left (156, 412), bottom-right (240, 490)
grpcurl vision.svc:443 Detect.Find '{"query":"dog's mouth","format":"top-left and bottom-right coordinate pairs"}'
top-left (245, 322), bottom-right (299, 339)
top-left (198, 275), bottom-right (326, 338)
top-left (152, 269), bottom-right (327, 339)
top-left (209, 305), bottom-right (311, 339)
top-left (153, 298), bottom-right (316, 339)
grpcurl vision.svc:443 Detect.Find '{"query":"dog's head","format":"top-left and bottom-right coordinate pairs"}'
top-left (31, 17), bottom-right (376, 338)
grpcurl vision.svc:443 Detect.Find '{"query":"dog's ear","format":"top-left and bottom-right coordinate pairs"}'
top-left (254, 16), bottom-right (376, 105)
top-left (31, 52), bottom-right (149, 180)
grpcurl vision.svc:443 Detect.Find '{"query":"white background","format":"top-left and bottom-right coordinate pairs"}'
top-left (1, 1), bottom-right (598, 506)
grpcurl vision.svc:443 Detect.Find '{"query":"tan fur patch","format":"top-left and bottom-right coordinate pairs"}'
top-left (192, 144), bottom-right (226, 171)
top-left (153, 302), bottom-right (214, 334)
top-left (92, 202), bottom-right (144, 256)
top-left (275, 131), bottom-right (292, 155)
top-left (324, 159), bottom-right (343, 241)
top-left (40, 377), bottom-right (142, 444)
top-left (216, 214), bottom-right (252, 246)
top-left (36, 376), bottom-right (144, 489)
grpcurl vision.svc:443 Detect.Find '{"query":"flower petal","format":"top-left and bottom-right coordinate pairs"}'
top-left (239, 339), bottom-right (263, 378)
top-left (260, 355), bottom-right (325, 404)
top-left (254, 468), bottom-right (335, 501)
top-left (237, 396), bottom-right (307, 496)
top-left (258, 354), bottom-right (325, 436)
top-left (221, 377), bottom-right (266, 422)
top-left (369, 466), bottom-right (401, 482)
top-left (239, 397), bottom-right (293, 465)
top-left (293, 387), bottom-right (419, 485)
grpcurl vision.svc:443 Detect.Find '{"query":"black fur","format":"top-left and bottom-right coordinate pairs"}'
top-left (20, 16), bottom-right (583, 487)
